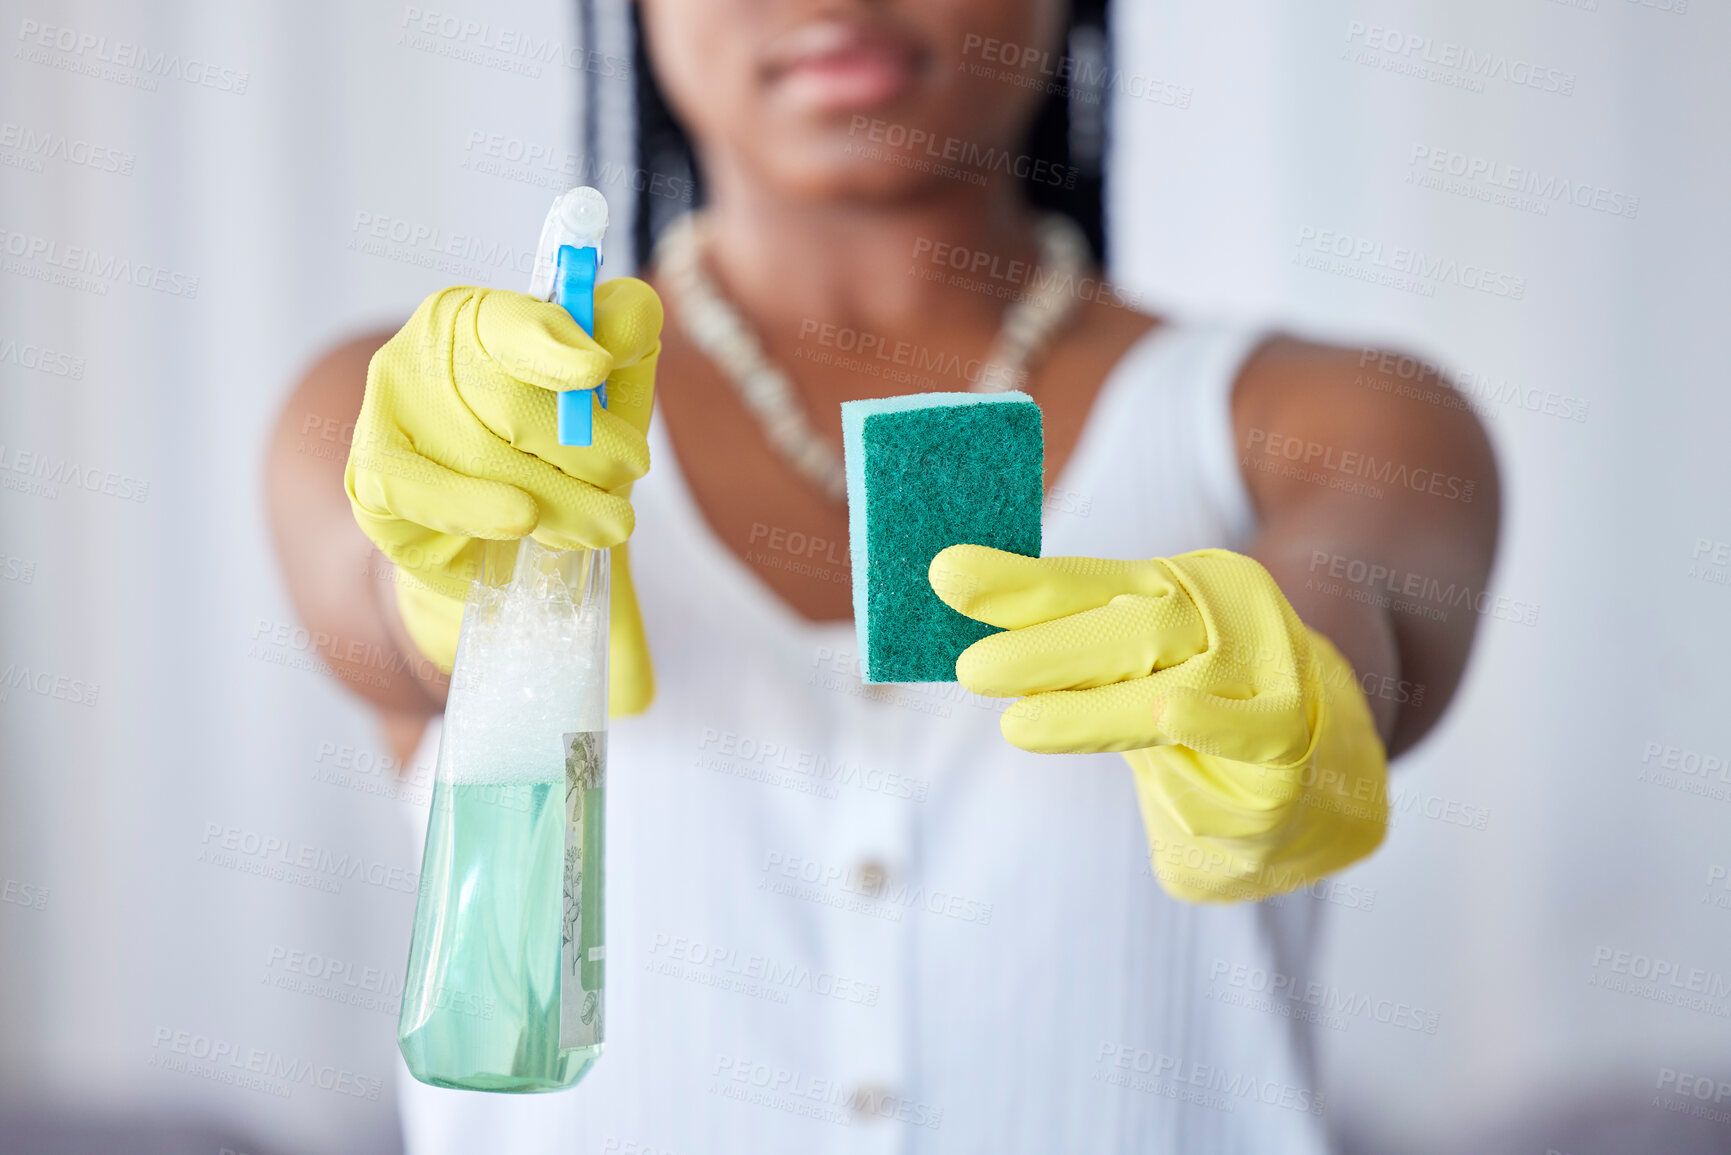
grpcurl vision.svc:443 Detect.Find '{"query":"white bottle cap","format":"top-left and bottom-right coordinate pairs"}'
top-left (557, 187), bottom-right (609, 249)
top-left (530, 186), bottom-right (610, 300)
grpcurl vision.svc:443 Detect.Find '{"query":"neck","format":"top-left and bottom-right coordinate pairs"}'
top-left (692, 160), bottom-right (1042, 341)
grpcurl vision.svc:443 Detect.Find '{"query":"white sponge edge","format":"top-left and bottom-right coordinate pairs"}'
top-left (839, 390), bottom-right (1034, 682)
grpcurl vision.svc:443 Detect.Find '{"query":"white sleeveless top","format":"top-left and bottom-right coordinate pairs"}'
top-left (396, 322), bottom-right (1336, 1154)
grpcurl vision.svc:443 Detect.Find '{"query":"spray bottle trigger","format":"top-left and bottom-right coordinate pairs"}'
top-left (553, 243), bottom-right (608, 446)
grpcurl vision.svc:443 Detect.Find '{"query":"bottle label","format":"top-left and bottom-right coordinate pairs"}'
top-left (560, 729), bottom-right (606, 1050)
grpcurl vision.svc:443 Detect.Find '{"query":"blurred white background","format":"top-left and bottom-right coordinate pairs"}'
top-left (1, 1), bottom-right (1726, 1153)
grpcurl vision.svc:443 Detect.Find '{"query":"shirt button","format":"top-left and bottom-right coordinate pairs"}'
top-left (855, 859), bottom-right (888, 898)
top-left (849, 1083), bottom-right (895, 1123)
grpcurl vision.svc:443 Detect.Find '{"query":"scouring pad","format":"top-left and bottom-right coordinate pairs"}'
top-left (841, 391), bottom-right (1044, 683)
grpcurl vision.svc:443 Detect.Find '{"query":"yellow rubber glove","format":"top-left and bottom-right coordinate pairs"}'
top-left (930, 545), bottom-right (1387, 902)
top-left (345, 282), bottom-right (662, 715)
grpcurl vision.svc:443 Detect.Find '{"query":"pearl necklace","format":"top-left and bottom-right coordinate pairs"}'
top-left (655, 212), bottom-right (1092, 502)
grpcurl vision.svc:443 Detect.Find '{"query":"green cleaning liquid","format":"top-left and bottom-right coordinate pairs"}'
top-left (398, 773), bottom-right (605, 1093)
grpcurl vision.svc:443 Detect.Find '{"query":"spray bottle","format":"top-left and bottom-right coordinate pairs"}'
top-left (397, 187), bottom-right (613, 1093)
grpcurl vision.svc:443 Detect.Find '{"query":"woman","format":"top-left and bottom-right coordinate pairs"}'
top-left (269, 0), bottom-right (1497, 1150)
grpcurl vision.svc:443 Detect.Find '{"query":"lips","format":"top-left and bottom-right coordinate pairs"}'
top-left (763, 18), bottom-right (927, 113)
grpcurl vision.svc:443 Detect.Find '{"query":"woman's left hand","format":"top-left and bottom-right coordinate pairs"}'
top-left (930, 544), bottom-right (1388, 903)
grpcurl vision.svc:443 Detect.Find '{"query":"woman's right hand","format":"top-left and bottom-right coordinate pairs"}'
top-left (344, 281), bottom-right (662, 708)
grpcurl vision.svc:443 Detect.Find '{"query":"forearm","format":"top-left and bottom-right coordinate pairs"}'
top-left (1251, 493), bottom-right (1496, 759)
top-left (265, 333), bottom-right (450, 717)
top-left (1252, 510), bottom-right (1491, 758)
top-left (1250, 511), bottom-right (1404, 747)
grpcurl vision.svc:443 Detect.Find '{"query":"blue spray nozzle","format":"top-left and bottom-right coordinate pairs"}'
top-left (532, 188), bottom-right (611, 448)
top-left (553, 243), bottom-right (607, 446)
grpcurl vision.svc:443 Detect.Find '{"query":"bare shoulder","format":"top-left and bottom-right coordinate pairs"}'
top-left (305, 330), bottom-right (396, 401)
top-left (271, 331), bottom-right (395, 451)
top-left (1231, 334), bottom-right (1500, 540)
top-left (267, 328), bottom-right (397, 514)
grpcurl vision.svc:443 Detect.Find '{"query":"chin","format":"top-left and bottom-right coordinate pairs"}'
top-left (747, 129), bottom-right (963, 204)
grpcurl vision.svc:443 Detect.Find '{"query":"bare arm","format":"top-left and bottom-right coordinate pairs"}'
top-left (1233, 338), bottom-right (1501, 756)
top-left (265, 331), bottom-right (449, 764)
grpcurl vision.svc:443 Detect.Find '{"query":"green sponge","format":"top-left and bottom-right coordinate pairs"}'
top-left (841, 391), bottom-right (1044, 683)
